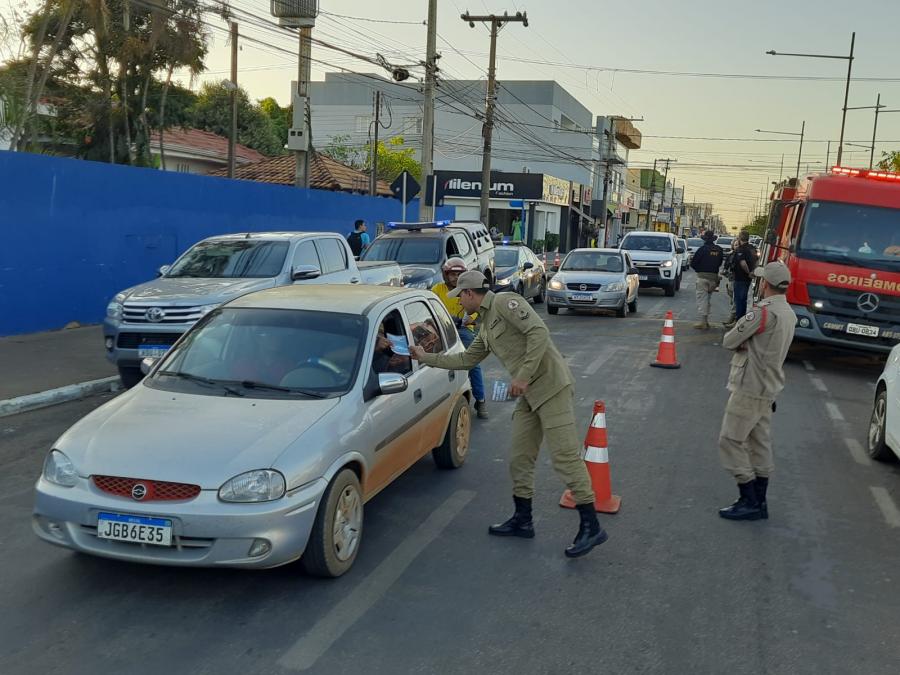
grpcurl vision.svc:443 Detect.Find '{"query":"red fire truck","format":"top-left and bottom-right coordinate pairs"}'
top-left (759, 166), bottom-right (900, 353)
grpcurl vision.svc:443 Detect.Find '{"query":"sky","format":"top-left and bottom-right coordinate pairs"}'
top-left (7, 0), bottom-right (900, 230)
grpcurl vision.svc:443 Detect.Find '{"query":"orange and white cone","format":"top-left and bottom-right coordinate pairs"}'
top-left (650, 310), bottom-right (681, 369)
top-left (560, 401), bottom-right (622, 514)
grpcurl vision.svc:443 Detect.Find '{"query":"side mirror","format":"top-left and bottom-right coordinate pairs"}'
top-left (140, 357), bottom-right (159, 375)
top-left (676, 246), bottom-right (685, 254)
top-left (523, 261), bottom-right (534, 270)
top-left (157, 265), bottom-right (171, 277)
top-left (629, 267), bottom-right (640, 275)
top-left (291, 265), bottom-right (322, 281)
top-left (378, 372), bottom-right (408, 395)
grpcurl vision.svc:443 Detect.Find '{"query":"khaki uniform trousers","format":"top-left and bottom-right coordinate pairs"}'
top-left (718, 391), bottom-right (774, 484)
top-left (509, 385), bottom-right (595, 504)
top-left (725, 279), bottom-right (736, 320)
top-left (695, 275), bottom-right (719, 320)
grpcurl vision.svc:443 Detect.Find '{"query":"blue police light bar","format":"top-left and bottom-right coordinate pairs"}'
top-left (387, 220), bottom-right (451, 230)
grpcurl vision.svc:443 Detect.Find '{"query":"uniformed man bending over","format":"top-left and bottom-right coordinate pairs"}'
top-left (409, 270), bottom-right (608, 558)
top-left (718, 261), bottom-right (796, 521)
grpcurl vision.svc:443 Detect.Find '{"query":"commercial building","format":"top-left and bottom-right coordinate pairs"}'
top-left (593, 116), bottom-right (642, 245)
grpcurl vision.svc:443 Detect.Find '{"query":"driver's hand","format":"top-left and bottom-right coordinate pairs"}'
top-left (376, 335), bottom-right (392, 352)
top-left (409, 345), bottom-right (426, 361)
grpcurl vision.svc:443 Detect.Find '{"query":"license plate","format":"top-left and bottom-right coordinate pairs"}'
top-left (570, 293), bottom-right (593, 301)
top-left (639, 275), bottom-right (648, 281)
top-left (97, 512), bottom-right (172, 546)
top-left (847, 323), bottom-right (880, 338)
top-left (138, 345), bottom-right (169, 358)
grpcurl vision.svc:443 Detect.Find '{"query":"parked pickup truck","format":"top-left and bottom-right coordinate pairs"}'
top-left (104, 231), bottom-right (402, 387)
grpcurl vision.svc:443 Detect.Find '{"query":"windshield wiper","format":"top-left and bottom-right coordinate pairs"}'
top-left (239, 381), bottom-right (329, 398)
top-left (157, 370), bottom-right (245, 397)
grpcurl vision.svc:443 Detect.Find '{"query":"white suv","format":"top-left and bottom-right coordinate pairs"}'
top-left (619, 231), bottom-right (683, 297)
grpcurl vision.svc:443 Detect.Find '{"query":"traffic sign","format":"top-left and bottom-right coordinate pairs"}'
top-left (390, 171), bottom-right (420, 204)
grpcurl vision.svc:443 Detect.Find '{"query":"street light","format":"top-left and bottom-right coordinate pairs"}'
top-left (766, 32), bottom-right (855, 165)
top-left (755, 121), bottom-right (805, 180)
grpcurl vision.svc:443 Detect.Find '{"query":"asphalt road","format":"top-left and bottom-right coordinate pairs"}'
top-left (2, 273), bottom-right (899, 675)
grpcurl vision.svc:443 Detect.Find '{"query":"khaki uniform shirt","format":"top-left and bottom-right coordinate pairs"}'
top-left (419, 291), bottom-right (574, 409)
top-left (722, 294), bottom-right (796, 401)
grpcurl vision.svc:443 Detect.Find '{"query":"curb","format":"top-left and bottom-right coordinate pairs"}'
top-left (0, 377), bottom-right (122, 418)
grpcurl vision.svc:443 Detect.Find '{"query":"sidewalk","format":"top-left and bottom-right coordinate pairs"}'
top-left (0, 326), bottom-right (119, 412)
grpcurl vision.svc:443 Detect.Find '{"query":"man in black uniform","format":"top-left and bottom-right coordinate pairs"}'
top-left (690, 231), bottom-right (724, 330)
top-left (732, 231), bottom-right (758, 321)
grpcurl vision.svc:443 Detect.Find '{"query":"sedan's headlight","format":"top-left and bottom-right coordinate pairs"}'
top-left (604, 282), bottom-right (625, 292)
top-left (218, 470), bottom-right (286, 503)
top-left (549, 279), bottom-right (565, 290)
top-left (42, 450), bottom-right (78, 487)
top-left (497, 277), bottom-right (512, 286)
top-left (661, 260), bottom-right (674, 268)
top-left (106, 293), bottom-right (126, 319)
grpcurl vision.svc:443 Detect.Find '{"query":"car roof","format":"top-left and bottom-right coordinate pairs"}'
top-left (623, 231), bottom-right (673, 237)
top-left (377, 229), bottom-right (449, 240)
top-left (201, 231), bottom-right (338, 242)
top-left (227, 284), bottom-right (423, 315)
top-left (568, 248), bottom-right (623, 255)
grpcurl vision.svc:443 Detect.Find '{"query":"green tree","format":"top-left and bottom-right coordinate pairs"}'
top-left (258, 96), bottom-right (291, 152)
top-left (369, 136), bottom-right (422, 183)
top-left (877, 151), bottom-right (900, 173)
top-left (745, 213), bottom-right (768, 238)
top-left (190, 82), bottom-right (283, 156)
top-left (320, 133), bottom-right (366, 168)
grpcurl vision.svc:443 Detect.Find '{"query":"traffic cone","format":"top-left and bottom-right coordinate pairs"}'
top-left (650, 311), bottom-right (681, 369)
top-left (560, 401), bottom-right (622, 513)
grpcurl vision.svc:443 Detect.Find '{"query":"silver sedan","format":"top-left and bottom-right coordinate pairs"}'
top-left (33, 285), bottom-right (472, 577)
top-left (546, 248), bottom-right (640, 317)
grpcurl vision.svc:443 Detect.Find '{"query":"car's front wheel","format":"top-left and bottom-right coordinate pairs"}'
top-left (533, 279), bottom-right (546, 304)
top-left (664, 282), bottom-right (676, 297)
top-left (302, 468), bottom-right (363, 577)
top-left (433, 396), bottom-right (471, 469)
top-left (868, 388), bottom-right (896, 462)
top-left (627, 295), bottom-right (638, 313)
top-left (547, 304), bottom-right (559, 315)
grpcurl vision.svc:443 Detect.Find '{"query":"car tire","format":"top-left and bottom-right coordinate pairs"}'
top-left (868, 388), bottom-right (896, 462)
top-left (433, 396), bottom-right (471, 469)
top-left (118, 365), bottom-right (144, 389)
top-left (615, 302), bottom-right (627, 318)
top-left (301, 468), bottom-right (363, 578)
top-left (675, 274), bottom-right (682, 291)
top-left (533, 280), bottom-right (546, 304)
top-left (628, 296), bottom-right (638, 313)
top-left (547, 304), bottom-right (559, 315)
top-left (664, 282), bottom-right (676, 297)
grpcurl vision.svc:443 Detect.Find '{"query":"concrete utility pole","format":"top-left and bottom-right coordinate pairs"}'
top-left (228, 21), bottom-right (238, 179)
top-left (295, 26), bottom-right (312, 188)
top-left (644, 159), bottom-right (658, 229)
top-left (370, 90), bottom-right (382, 196)
top-left (462, 11), bottom-right (528, 226)
top-left (421, 0), bottom-right (438, 220)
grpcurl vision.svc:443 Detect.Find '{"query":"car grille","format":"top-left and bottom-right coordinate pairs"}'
top-left (636, 266), bottom-right (661, 279)
top-left (566, 283), bottom-right (602, 291)
top-left (807, 284), bottom-right (900, 323)
top-left (93, 475), bottom-right (201, 502)
top-left (123, 304), bottom-right (204, 324)
top-left (116, 332), bottom-right (183, 349)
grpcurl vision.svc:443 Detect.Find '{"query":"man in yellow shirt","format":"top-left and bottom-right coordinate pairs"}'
top-left (432, 257), bottom-right (487, 418)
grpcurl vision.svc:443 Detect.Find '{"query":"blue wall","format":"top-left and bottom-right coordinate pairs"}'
top-left (0, 152), bottom-right (452, 336)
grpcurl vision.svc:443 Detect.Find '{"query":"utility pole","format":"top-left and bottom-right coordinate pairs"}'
top-left (462, 11), bottom-right (528, 226)
top-left (837, 32), bottom-right (855, 166)
top-left (796, 120), bottom-right (805, 180)
top-left (295, 26), bottom-right (312, 188)
top-left (661, 158), bottom-right (674, 231)
top-left (369, 90), bottom-right (381, 196)
top-left (228, 21), bottom-right (238, 179)
top-left (421, 0), bottom-right (438, 220)
top-left (644, 159), bottom-right (658, 229)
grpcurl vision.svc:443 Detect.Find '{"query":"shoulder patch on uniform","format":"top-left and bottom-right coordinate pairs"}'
top-left (744, 311), bottom-right (755, 322)
top-left (517, 309), bottom-right (530, 320)
top-left (507, 299), bottom-right (520, 310)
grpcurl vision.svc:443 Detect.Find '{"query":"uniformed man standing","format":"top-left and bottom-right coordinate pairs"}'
top-left (718, 261), bottom-right (796, 521)
top-left (409, 270), bottom-right (608, 558)
top-left (690, 231), bottom-right (724, 330)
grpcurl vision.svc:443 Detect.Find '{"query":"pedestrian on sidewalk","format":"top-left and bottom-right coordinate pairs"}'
top-left (409, 270), bottom-right (608, 558)
top-left (690, 230), bottom-right (724, 330)
top-left (731, 231), bottom-right (758, 322)
top-left (431, 257), bottom-right (488, 419)
top-left (717, 261), bottom-right (796, 521)
top-left (346, 219), bottom-right (370, 257)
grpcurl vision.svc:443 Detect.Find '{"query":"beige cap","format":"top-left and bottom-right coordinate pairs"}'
top-left (754, 260), bottom-right (791, 289)
top-left (448, 270), bottom-right (490, 298)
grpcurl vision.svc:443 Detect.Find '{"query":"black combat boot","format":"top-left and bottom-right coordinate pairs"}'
top-left (718, 481), bottom-right (762, 521)
top-left (474, 400), bottom-right (488, 419)
top-left (564, 503), bottom-right (608, 558)
top-left (754, 477), bottom-right (769, 520)
top-left (488, 496), bottom-right (534, 538)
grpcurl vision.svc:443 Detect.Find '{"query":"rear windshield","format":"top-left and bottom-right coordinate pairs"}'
top-left (621, 235), bottom-right (672, 253)
top-left (363, 238), bottom-right (443, 265)
top-left (167, 240), bottom-right (288, 279)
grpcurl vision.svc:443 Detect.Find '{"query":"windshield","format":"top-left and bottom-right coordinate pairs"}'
top-left (363, 238), bottom-right (443, 265)
top-left (167, 240), bottom-right (288, 279)
top-left (797, 201), bottom-right (900, 272)
top-left (495, 249), bottom-right (520, 267)
top-left (148, 307), bottom-right (365, 398)
top-left (561, 251), bottom-right (623, 273)
top-left (621, 235), bottom-right (672, 253)
top-left (687, 238), bottom-right (703, 248)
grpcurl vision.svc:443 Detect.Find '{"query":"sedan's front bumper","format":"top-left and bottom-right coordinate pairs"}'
top-left (33, 476), bottom-right (327, 568)
top-left (547, 288), bottom-right (626, 310)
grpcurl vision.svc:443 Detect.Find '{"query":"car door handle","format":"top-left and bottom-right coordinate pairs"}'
top-left (414, 389), bottom-right (422, 403)
top-left (350, 277), bottom-right (361, 284)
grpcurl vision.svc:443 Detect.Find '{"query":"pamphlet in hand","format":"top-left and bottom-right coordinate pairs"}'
top-left (386, 333), bottom-right (410, 356)
top-left (492, 380), bottom-right (510, 402)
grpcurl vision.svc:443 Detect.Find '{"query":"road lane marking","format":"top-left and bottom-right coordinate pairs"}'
top-left (810, 377), bottom-right (828, 393)
top-left (278, 489), bottom-right (476, 671)
top-left (844, 438), bottom-right (871, 466)
top-left (585, 347), bottom-right (620, 376)
top-left (825, 402), bottom-right (845, 422)
top-left (803, 361), bottom-right (816, 372)
top-left (870, 487), bottom-right (900, 528)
